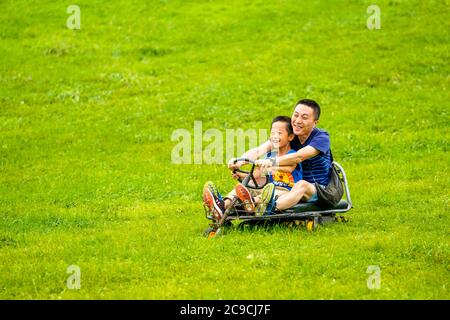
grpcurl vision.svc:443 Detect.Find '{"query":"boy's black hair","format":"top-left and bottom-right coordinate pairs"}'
top-left (295, 99), bottom-right (321, 120)
top-left (271, 116), bottom-right (293, 135)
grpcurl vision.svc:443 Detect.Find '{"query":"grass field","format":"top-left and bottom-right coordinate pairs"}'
top-left (0, 0), bottom-right (449, 299)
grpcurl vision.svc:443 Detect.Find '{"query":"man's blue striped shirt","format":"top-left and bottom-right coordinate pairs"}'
top-left (290, 128), bottom-right (332, 185)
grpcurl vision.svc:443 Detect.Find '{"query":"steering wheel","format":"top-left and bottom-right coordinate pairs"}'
top-left (232, 158), bottom-right (269, 189)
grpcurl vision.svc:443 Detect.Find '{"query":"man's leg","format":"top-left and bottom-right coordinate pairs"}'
top-left (275, 180), bottom-right (316, 210)
top-left (274, 188), bottom-right (289, 198)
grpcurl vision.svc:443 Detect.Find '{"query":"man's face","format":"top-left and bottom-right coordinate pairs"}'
top-left (291, 104), bottom-right (317, 137)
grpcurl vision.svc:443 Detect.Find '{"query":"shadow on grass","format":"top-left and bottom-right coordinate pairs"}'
top-left (235, 219), bottom-right (309, 232)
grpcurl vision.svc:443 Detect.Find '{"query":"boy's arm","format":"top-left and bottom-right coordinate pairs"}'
top-left (232, 171), bottom-right (249, 181)
top-left (228, 140), bottom-right (272, 170)
top-left (243, 140), bottom-right (272, 160)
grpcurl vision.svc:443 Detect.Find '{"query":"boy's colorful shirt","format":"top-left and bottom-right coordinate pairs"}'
top-left (266, 150), bottom-right (303, 190)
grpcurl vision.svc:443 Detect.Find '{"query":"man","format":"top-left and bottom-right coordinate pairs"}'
top-left (229, 99), bottom-right (332, 212)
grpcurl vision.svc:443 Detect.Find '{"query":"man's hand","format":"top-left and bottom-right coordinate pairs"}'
top-left (255, 158), bottom-right (274, 173)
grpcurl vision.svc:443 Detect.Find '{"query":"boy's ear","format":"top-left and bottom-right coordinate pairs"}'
top-left (288, 133), bottom-right (295, 141)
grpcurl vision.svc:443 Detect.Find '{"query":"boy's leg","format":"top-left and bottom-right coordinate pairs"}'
top-left (227, 188), bottom-right (261, 204)
top-left (250, 189), bottom-right (262, 205)
top-left (202, 181), bottom-right (225, 221)
top-left (235, 183), bottom-right (255, 212)
top-left (247, 188), bottom-right (262, 207)
top-left (224, 189), bottom-right (237, 210)
top-left (253, 188), bottom-right (285, 208)
top-left (255, 183), bottom-right (276, 216)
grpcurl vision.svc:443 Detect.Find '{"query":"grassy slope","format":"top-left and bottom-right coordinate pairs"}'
top-left (0, 0), bottom-right (449, 299)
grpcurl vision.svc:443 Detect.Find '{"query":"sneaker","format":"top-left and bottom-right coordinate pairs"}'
top-left (255, 183), bottom-right (276, 216)
top-left (235, 183), bottom-right (255, 213)
top-left (202, 181), bottom-right (225, 221)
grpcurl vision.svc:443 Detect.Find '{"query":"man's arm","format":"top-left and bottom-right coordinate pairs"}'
top-left (256, 146), bottom-right (319, 171)
top-left (277, 146), bottom-right (319, 166)
top-left (270, 164), bottom-right (297, 173)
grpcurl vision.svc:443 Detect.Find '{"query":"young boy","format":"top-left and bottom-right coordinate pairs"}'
top-left (203, 116), bottom-right (303, 220)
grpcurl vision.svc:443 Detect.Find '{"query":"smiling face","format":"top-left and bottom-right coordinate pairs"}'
top-left (270, 121), bottom-right (294, 150)
top-left (291, 104), bottom-right (318, 142)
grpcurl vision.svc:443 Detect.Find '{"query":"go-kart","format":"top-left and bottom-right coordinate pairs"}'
top-left (203, 158), bottom-right (353, 238)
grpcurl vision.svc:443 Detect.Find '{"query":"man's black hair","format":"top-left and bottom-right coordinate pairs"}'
top-left (271, 115), bottom-right (293, 135)
top-left (295, 99), bottom-right (321, 120)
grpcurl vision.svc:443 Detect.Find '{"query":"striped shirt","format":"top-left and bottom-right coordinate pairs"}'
top-left (290, 128), bottom-right (332, 185)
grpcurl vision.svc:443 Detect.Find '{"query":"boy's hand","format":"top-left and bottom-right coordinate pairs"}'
top-left (231, 171), bottom-right (241, 180)
top-left (227, 158), bottom-right (244, 171)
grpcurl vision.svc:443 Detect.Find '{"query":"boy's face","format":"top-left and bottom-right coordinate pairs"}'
top-left (270, 121), bottom-right (294, 149)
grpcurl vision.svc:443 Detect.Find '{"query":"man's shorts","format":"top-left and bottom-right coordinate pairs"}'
top-left (307, 184), bottom-right (325, 203)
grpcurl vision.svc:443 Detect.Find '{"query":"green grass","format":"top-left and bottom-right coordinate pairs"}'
top-left (0, 0), bottom-right (449, 299)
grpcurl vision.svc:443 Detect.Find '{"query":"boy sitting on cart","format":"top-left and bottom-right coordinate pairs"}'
top-left (203, 116), bottom-right (303, 221)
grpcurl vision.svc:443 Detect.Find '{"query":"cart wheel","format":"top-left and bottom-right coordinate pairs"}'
top-left (306, 219), bottom-right (316, 232)
top-left (336, 215), bottom-right (349, 223)
top-left (207, 230), bottom-right (217, 239)
top-left (203, 226), bottom-right (215, 237)
top-left (204, 227), bottom-right (222, 239)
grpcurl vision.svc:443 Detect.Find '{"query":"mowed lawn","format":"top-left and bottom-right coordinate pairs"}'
top-left (0, 0), bottom-right (449, 299)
